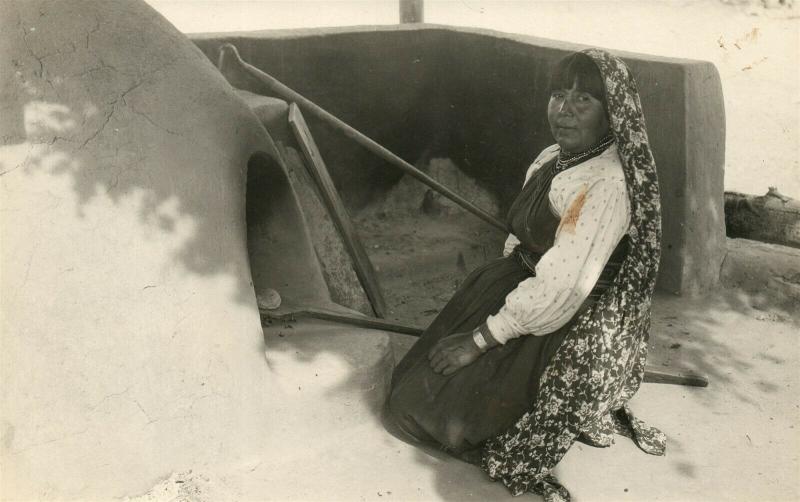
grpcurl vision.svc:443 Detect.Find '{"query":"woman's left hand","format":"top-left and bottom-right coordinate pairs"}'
top-left (428, 331), bottom-right (483, 375)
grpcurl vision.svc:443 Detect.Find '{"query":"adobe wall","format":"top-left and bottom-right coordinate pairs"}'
top-left (0, 0), bottom-right (328, 498)
top-left (192, 25), bottom-right (727, 294)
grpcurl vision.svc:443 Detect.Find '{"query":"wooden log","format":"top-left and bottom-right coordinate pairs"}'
top-left (725, 188), bottom-right (800, 249)
top-left (287, 104), bottom-right (388, 318)
top-left (264, 308), bottom-right (709, 388)
top-left (216, 43), bottom-right (510, 234)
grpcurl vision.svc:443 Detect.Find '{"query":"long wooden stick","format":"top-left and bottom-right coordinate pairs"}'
top-left (287, 104), bottom-right (387, 318)
top-left (263, 308), bottom-right (709, 388)
top-left (264, 308), bottom-right (424, 336)
top-left (217, 43), bottom-right (510, 234)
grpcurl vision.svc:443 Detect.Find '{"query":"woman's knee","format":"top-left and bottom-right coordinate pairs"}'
top-left (386, 385), bottom-right (430, 443)
top-left (386, 386), bottom-right (411, 429)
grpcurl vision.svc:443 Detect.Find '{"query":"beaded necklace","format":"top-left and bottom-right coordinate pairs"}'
top-left (555, 133), bottom-right (615, 172)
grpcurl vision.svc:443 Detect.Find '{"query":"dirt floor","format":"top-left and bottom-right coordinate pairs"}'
top-left (382, 289), bottom-right (799, 502)
top-left (124, 216), bottom-right (799, 501)
top-left (130, 292), bottom-right (799, 502)
top-left (354, 212), bottom-right (502, 329)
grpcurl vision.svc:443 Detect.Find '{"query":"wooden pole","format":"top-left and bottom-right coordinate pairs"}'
top-left (400, 0), bottom-right (424, 23)
top-left (641, 367), bottom-right (709, 387)
top-left (217, 44), bottom-right (509, 234)
top-left (287, 104), bottom-right (388, 318)
top-left (264, 308), bottom-right (710, 388)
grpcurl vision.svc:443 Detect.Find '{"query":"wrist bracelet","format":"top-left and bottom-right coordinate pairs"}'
top-left (478, 322), bottom-right (495, 346)
top-left (472, 328), bottom-right (489, 352)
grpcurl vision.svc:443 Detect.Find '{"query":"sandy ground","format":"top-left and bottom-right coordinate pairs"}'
top-left (128, 214), bottom-right (799, 501)
top-left (147, 0), bottom-right (799, 199)
top-left (127, 272), bottom-right (799, 502)
top-left (355, 212), bottom-right (501, 328)
top-left (381, 290), bottom-right (800, 502)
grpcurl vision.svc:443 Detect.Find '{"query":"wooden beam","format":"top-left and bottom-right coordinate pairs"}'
top-left (400, 0), bottom-right (424, 23)
top-left (288, 104), bottom-right (388, 318)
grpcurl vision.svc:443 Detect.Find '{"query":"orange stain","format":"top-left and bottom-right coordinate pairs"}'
top-left (560, 186), bottom-right (588, 235)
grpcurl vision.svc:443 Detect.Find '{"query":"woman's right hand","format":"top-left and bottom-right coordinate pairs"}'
top-left (427, 331), bottom-right (483, 376)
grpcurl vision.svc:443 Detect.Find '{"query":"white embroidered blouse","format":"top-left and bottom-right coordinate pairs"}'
top-left (485, 143), bottom-right (631, 344)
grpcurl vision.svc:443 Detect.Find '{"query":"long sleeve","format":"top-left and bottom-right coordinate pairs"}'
top-left (486, 174), bottom-right (630, 344)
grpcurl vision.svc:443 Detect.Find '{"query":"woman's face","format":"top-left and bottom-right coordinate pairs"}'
top-left (547, 84), bottom-right (609, 154)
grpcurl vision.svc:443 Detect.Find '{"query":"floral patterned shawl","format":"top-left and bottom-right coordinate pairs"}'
top-left (481, 49), bottom-right (666, 501)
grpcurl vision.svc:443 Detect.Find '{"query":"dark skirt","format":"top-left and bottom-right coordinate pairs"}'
top-left (387, 253), bottom-right (576, 455)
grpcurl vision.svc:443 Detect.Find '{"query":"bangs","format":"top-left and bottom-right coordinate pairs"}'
top-left (548, 52), bottom-right (607, 106)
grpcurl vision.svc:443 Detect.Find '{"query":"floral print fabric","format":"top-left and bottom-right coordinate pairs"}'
top-left (481, 49), bottom-right (666, 501)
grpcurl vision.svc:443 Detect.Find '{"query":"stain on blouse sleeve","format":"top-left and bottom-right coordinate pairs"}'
top-left (558, 184), bottom-right (589, 235)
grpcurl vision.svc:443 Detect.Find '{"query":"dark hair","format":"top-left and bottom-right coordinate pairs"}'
top-left (548, 52), bottom-right (607, 110)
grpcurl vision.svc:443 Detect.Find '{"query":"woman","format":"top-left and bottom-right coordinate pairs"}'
top-left (387, 49), bottom-right (666, 501)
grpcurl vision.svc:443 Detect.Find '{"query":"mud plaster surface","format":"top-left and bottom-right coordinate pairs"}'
top-left (1, 0), bottom-right (286, 498)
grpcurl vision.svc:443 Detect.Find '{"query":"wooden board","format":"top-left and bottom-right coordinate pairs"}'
top-left (288, 103), bottom-right (388, 318)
